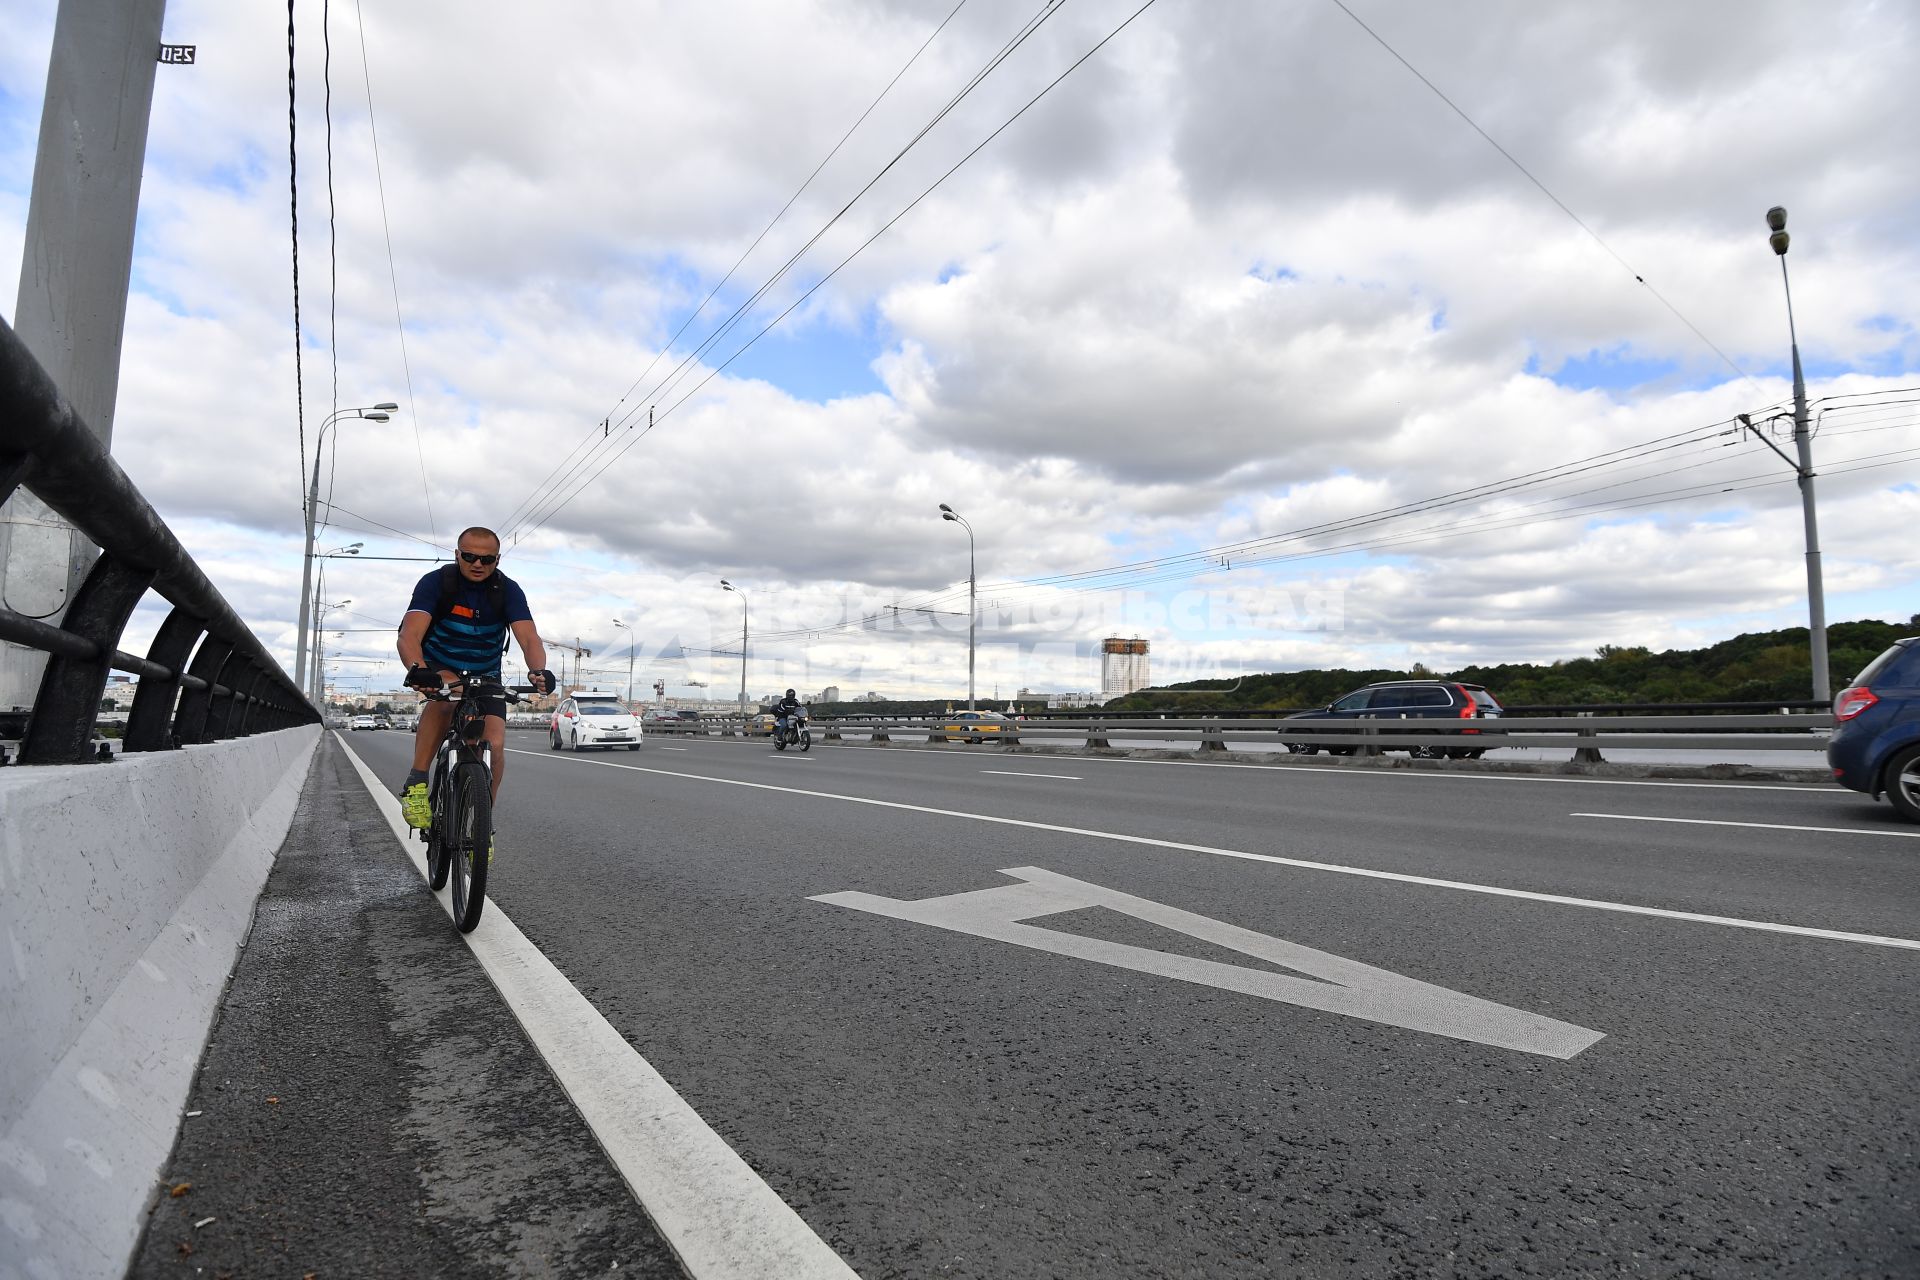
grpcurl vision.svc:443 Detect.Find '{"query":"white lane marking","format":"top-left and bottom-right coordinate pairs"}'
top-left (814, 740), bottom-right (1841, 793)
top-left (660, 747), bottom-right (689, 751)
top-left (336, 737), bottom-right (860, 1280)
top-left (1572, 812), bottom-right (1920, 838)
top-left (505, 749), bottom-right (1920, 952)
top-left (980, 770), bottom-right (1082, 781)
top-left (815, 867), bottom-right (1602, 1059)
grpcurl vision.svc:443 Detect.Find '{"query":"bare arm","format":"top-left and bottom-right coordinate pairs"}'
top-left (511, 620), bottom-right (547, 677)
top-left (397, 612), bottom-right (431, 669)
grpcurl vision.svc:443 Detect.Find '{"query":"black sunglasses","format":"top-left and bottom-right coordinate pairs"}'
top-left (459, 551), bottom-right (498, 566)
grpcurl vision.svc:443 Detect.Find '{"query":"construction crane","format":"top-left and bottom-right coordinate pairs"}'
top-left (541, 636), bottom-right (592, 691)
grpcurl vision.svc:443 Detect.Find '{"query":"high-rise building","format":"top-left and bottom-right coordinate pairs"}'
top-left (1100, 637), bottom-right (1151, 697)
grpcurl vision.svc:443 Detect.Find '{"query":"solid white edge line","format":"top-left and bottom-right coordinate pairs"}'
top-left (980, 770), bottom-right (1083, 781)
top-left (1572, 812), bottom-right (1920, 838)
top-left (505, 747), bottom-right (1920, 953)
top-left (333, 733), bottom-right (862, 1280)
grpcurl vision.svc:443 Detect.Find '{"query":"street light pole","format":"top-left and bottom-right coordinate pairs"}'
top-left (309, 543), bottom-right (362, 701)
top-left (1766, 206), bottom-right (1830, 704)
top-left (720, 580), bottom-right (748, 710)
top-left (939, 504), bottom-right (976, 711)
top-left (295, 403), bottom-right (395, 695)
top-left (612, 619), bottom-right (634, 707)
top-left (312, 599), bottom-right (349, 708)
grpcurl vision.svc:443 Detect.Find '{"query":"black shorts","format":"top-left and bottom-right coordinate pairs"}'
top-left (437, 673), bottom-right (506, 723)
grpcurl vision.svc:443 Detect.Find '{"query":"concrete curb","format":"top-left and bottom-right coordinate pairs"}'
top-left (0, 726), bottom-right (321, 1280)
top-left (820, 735), bottom-right (1836, 785)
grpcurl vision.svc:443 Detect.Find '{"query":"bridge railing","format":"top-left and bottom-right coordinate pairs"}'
top-left (796, 712), bottom-right (1833, 761)
top-left (0, 317), bottom-right (317, 764)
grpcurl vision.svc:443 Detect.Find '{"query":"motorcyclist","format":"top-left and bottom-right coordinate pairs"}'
top-left (776, 688), bottom-right (804, 723)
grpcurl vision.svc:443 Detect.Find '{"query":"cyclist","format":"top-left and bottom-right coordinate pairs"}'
top-left (395, 527), bottom-right (554, 837)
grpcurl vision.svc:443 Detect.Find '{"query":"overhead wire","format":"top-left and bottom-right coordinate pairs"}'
top-left (322, 0), bottom-right (340, 535)
top-left (508, 0), bottom-right (1162, 544)
top-left (353, 0), bottom-right (438, 541)
top-left (593, 0), bottom-right (971, 445)
top-left (286, 0), bottom-right (309, 522)
top-left (737, 394), bottom-right (1919, 644)
top-left (1325, 0), bottom-right (1760, 390)
top-left (501, 0), bottom-right (1081, 542)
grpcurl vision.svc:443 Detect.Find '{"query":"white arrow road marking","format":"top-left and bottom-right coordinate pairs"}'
top-left (813, 867), bottom-right (1605, 1060)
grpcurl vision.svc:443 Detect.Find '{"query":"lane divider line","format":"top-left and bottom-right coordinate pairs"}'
top-left (980, 770), bottom-right (1083, 781)
top-left (1573, 812), bottom-right (1920, 839)
top-left (776, 738), bottom-right (1844, 794)
top-left (504, 748), bottom-right (1920, 953)
top-left (335, 734), bottom-right (862, 1280)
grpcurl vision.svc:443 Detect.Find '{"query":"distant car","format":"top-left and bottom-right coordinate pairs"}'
top-left (747, 713), bottom-right (777, 736)
top-left (1284, 681), bottom-right (1502, 758)
top-left (641, 707), bottom-right (696, 733)
top-left (941, 709), bottom-right (1012, 743)
top-left (374, 715), bottom-right (393, 730)
top-left (549, 691), bottom-right (643, 752)
top-left (1828, 637), bottom-right (1920, 823)
top-left (349, 715), bottom-right (378, 731)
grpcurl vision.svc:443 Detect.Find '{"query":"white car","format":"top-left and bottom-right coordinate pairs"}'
top-left (550, 691), bottom-right (643, 752)
top-left (348, 715), bottom-right (379, 731)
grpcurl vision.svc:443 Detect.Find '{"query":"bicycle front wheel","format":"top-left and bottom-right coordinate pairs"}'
top-left (447, 759), bottom-right (492, 933)
top-left (425, 754), bottom-right (452, 889)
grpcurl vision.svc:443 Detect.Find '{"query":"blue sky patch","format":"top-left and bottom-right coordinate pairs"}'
top-left (721, 302), bottom-right (886, 402)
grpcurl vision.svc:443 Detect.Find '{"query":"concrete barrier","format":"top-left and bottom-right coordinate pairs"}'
top-left (0, 724), bottom-right (321, 1280)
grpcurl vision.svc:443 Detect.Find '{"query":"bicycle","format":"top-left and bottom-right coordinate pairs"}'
top-left (415, 673), bottom-right (529, 933)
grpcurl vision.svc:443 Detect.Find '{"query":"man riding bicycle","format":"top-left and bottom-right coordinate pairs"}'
top-left (396, 527), bottom-right (554, 841)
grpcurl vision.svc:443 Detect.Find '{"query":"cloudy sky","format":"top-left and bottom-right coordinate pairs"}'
top-left (3, 0), bottom-right (1916, 703)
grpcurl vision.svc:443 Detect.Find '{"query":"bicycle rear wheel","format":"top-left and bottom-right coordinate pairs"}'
top-left (447, 759), bottom-right (492, 933)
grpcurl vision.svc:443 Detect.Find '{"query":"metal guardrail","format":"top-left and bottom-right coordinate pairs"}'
top-left (0, 317), bottom-right (318, 764)
top-left (498, 710), bottom-right (1832, 764)
top-left (797, 713), bottom-right (1835, 762)
top-left (974, 699), bottom-right (1832, 720)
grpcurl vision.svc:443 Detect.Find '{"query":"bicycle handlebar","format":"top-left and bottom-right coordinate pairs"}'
top-left (416, 675), bottom-right (537, 704)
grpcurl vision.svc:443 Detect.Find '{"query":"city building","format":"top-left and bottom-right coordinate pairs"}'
top-left (1100, 637), bottom-right (1151, 697)
top-left (820, 685), bottom-right (841, 703)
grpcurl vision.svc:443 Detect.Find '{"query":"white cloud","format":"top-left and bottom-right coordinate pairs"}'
top-left (3, 0), bottom-right (1915, 702)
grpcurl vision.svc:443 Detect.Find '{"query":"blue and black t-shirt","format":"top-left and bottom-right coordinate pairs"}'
top-left (404, 566), bottom-right (533, 678)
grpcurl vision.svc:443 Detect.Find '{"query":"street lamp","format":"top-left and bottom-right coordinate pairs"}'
top-left (295, 403), bottom-right (397, 695)
top-left (719, 579), bottom-right (748, 710)
top-left (309, 543), bottom-right (363, 699)
top-left (313, 599), bottom-right (351, 706)
top-left (612, 619), bottom-right (634, 707)
top-left (1762, 205), bottom-right (1830, 704)
top-left (939, 503), bottom-right (976, 711)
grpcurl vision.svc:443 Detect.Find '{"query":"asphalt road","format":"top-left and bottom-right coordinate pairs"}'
top-left (329, 729), bottom-right (1917, 1277)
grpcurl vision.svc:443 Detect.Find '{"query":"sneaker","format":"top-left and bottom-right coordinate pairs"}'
top-left (401, 782), bottom-right (432, 830)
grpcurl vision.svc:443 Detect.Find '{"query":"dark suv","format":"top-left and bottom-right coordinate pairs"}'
top-left (1828, 637), bottom-right (1920, 823)
top-left (1285, 680), bottom-right (1502, 758)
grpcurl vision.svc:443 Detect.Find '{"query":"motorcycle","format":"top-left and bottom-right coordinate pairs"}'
top-left (773, 709), bottom-right (811, 752)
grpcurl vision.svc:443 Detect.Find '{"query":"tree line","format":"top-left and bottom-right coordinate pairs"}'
top-left (1105, 616), bottom-right (1918, 712)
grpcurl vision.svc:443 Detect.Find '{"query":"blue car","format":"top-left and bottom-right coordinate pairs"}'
top-left (1827, 637), bottom-right (1920, 823)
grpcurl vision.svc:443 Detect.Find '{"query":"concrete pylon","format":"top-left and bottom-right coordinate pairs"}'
top-left (0, 0), bottom-right (168, 712)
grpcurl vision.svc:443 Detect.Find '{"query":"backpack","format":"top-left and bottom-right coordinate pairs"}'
top-left (428, 564), bottom-right (510, 656)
